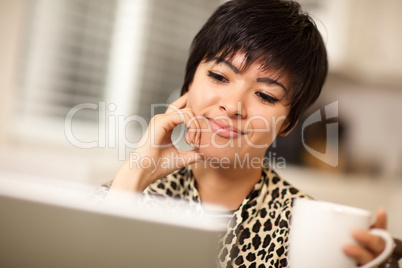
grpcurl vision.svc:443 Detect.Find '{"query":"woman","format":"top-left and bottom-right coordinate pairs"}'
top-left (109, 0), bottom-right (392, 267)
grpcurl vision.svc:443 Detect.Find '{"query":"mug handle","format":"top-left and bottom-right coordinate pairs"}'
top-left (358, 228), bottom-right (395, 268)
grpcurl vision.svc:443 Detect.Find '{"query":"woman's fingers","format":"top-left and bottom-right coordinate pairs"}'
top-left (166, 92), bottom-right (188, 113)
top-left (343, 228), bottom-right (387, 265)
top-left (111, 93), bottom-right (202, 192)
top-left (163, 94), bottom-right (201, 147)
top-left (181, 108), bottom-right (201, 147)
top-left (343, 243), bottom-right (375, 265)
top-left (342, 208), bottom-right (389, 266)
top-left (150, 108), bottom-right (200, 147)
top-left (372, 207), bottom-right (387, 229)
top-left (352, 229), bottom-right (386, 256)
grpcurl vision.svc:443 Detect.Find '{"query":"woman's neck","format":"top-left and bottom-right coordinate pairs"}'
top-left (190, 162), bottom-right (263, 211)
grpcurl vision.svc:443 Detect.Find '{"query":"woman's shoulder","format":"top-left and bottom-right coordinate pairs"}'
top-left (262, 167), bottom-right (311, 201)
top-left (229, 166), bottom-right (311, 234)
top-left (247, 166), bottom-right (312, 216)
top-left (144, 167), bottom-right (197, 200)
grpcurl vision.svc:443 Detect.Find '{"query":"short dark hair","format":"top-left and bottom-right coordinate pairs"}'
top-left (181, 0), bottom-right (328, 135)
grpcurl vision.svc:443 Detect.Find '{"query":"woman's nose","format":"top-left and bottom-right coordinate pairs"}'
top-left (219, 91), bottom-right (247, 118)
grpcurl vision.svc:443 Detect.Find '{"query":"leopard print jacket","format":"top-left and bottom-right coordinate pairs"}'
top-left (143, 165), bottom-right (309, 268)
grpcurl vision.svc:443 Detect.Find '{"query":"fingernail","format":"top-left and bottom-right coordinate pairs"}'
top-left (185, 132), bottom-right (190, 144)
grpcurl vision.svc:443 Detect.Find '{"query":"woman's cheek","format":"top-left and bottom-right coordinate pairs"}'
top-left (187, 84), bottom-right (210, 110)
top-left (186, 85), bottom-right (194, 108)
top-left (185, 88), bottom-right (197, 109)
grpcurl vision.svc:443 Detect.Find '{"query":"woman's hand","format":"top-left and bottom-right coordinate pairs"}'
top-left (110, 93), bottom-right (203, 192)
top-left (343, 207), bottom-right (388, 266)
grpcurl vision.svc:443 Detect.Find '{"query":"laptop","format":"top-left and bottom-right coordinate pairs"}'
top-left (0, 173), bottom-right (225, 268)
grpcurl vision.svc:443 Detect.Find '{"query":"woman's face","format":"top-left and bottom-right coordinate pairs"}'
top-left (186, 53), bottom-right (291, 165)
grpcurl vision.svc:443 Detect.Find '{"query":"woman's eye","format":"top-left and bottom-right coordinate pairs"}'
top-left (208, 71), bottom-right (228, 83)
top-left (256, 92), bottom-right (279, 104)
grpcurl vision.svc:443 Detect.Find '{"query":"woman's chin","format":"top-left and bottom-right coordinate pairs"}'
top-left (195, 145), bottom-right (241, 165)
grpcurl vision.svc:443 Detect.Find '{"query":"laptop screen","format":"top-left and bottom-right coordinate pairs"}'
top-left (0, 174), bottom-right (225, 268)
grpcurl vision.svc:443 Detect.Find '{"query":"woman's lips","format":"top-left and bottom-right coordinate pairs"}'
top-left (208, 118), bottom-right (246, 139)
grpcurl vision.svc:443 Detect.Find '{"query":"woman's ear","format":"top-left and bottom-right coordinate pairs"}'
top-left (278, 120), bottom-right (298, 137)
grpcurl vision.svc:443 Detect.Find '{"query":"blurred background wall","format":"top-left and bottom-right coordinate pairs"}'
top-left (0, 0), bottom-right (401, 239)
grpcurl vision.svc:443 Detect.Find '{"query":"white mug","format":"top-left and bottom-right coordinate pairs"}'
top-left (289, 198), bottom-right (394, 268)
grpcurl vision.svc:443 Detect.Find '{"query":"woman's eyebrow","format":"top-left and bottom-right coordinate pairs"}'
top-left (257, 77), bottom-right (287, 92)
top-left (212, 57), bottom-right (240, 74)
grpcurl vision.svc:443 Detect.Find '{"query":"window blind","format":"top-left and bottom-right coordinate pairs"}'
top-left (18, 0), bottom-right (118, 122)
top-left (15, 0), bottom-right (222, 145)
